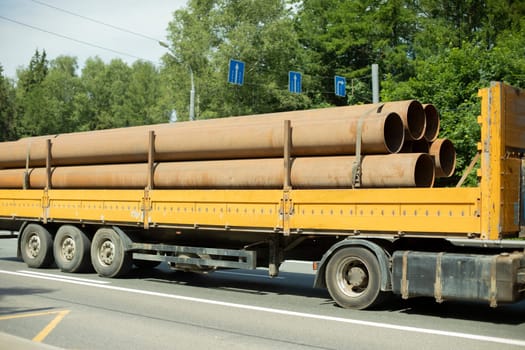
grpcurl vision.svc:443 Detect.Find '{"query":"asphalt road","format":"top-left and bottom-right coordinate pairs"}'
top-left (1, 237), bottom-right (525, 350)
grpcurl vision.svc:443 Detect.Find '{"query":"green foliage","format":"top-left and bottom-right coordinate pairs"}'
top-left (0, 64), bottom-right (16, 141)
top-left (17, 49), bottom-right (49, 93)
top-left (165, 0), bottom-right (311, 118)
top-left (78, 57), bottom-right (170, 130)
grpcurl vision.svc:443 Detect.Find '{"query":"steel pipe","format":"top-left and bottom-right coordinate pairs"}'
top-left (429, 138), bottom-right (456, 177)
top-left (0, 154), bottom-right (434, 189)
top-left (0, 112), bottom-right (404, 168)
top-left (423, 104), bottom-right (440, 142)
top-left (371, 100), bottom-right (426, 141)
top-left (195, 100), bottom-right (426, 141)
top-left (291, 154), bottom-right (435, 188)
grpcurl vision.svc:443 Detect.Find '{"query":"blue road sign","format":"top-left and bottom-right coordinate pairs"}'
top-left (335, 75), bottom-right (346, 97)
top-left (288, 71), bottom-right (302, 94)
top-left (228, 59), bottom-right (245, 85)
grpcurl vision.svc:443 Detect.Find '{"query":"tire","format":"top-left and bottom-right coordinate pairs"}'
top-left (53, 225), bottom-right (92, 273)
top-left (325, 247), bottom-right (387, 310)
top-left (20, 223), bottom-right (54, 268)
top-left (91, 228), bottom-right (132, 278)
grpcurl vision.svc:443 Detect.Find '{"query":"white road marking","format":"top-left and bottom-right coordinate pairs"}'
top-left (18, 270), bottom-right (110, 284)
top-left (2, 268), bottom-right (525, 347)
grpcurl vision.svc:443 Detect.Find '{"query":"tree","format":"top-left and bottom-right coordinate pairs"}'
top-left (80, 58), bottom-right (133, 130)
top-left (17, 49), bottom-right (49, 93)
top-left (0, 64), bottom-right (16, 141)
top-left (79, 58), bottom-right (170, 130)
top-left (164, 0), bottom-right (311, 119)
top-left (294, 0), bottom-right (419, 105)
top-left (127, 61), bottom-right (168, 125)
top-left (15, 50), bottom-right (50, 137)
top-left (14, 54), bottom-right (87, 137)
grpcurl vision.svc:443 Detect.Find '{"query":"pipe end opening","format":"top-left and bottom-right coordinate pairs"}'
top-left (384, 112), bottom-right (405, 153)
top-left (423, 104), bottom-right (440, 142)
top-left (432, 139), bottom-right (456, 177)
top-left (414, 153), bottom-right (435, 187)
top-left (406, 101), bottom-right (426, 141)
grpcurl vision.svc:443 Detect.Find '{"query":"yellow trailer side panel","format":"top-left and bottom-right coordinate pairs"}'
top-left (0, 187), bottom-right (480, 237)
top-left (0, 190), bottom-right (43, 219)
top-left (290, 187), bottom-right (480, 234)
top-left (47, 190), bottom-right (144, 224)
top-left (148, 189), bottom-right (283, 229)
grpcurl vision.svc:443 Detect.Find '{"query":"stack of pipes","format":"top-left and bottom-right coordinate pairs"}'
top-left (0, 101), bottom-right (454, 189)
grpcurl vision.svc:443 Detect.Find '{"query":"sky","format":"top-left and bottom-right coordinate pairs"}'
top-left (0, 0), bottom-right (188, 79)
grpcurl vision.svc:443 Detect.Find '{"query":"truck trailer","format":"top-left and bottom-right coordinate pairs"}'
top-left (1, 81), bottom-right (525, 310)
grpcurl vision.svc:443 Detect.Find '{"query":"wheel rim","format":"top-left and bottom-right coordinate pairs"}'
top-left (26, 233), bottom-right (41, 259)
top-left (98, 240), bottom-right (115, 266)
top-left (60, 237), bottom-right (76, 261)
top-left (335, 256), bottom-right (369, 298)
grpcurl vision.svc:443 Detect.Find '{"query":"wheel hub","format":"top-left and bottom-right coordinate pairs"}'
top-left (61, 237), bottom-right (76, 261)
top-left (27, 234), bottom-right (41, 258)
top-left (347, 266), bottom-right (368, 289)
top-left (99, 241), bottom-right (115, 266)
top-left (336, 257), bottom-right (370, 297)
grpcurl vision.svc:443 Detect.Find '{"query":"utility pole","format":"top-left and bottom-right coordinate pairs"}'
top-left (372, 64), bottom-right (379, 103)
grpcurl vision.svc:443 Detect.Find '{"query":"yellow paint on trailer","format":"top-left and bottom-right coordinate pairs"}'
top-left (478, 83), bottom-right (523, 239)
top-left (148, 189), bottom-right (283, 229)
top-left (289, 187), bottom-right (480, 234)
top-left (0, 189), bottom-right (43, 219)
top-left (47, 189), bottom-right (144, 224)
top-left (0, 187), bottom-right (481, 236)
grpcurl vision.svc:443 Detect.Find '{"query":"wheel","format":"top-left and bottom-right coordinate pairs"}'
top-left (53, 225), bottom-right (92, 273)
top-left (91, 228), bottom-right (132, 278)
top-left (325, 247), bottom-right (386, 310)
top-left (20, 223), bottom-right (54, 268)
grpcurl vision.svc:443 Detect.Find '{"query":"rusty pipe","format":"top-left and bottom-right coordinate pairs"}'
top-left (0, 112), bottom-right (404, 168)
top-left (0, 154), bottom-right (434, 189)
top-left (0, 100), bottom-right (426, 168)
top-left (423, 104), bottom-right (440, 142)
top-left (186, 100), bottom-right (427, 141)
top-left (429, 138), bottom-right (456, 177)
top-left (376, 100), bottom-right (426, 141)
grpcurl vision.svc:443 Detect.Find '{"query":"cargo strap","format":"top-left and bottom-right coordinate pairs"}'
top-left (351, 105), bottom-right (384, 188)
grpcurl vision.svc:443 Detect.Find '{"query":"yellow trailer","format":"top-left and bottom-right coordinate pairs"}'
top-left (2, 82), bottom-right (525, 309)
